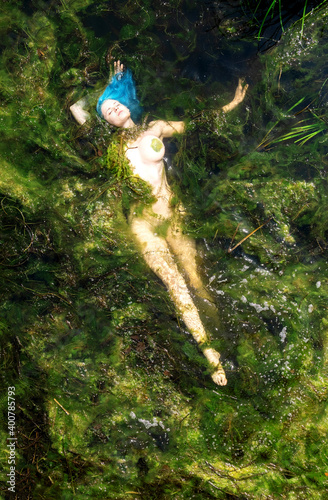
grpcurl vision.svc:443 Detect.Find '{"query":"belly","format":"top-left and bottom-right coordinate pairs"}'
top-left (151, 194), bottom-right (172, 219)
top-left (125, 138), bottom-right (172, 219)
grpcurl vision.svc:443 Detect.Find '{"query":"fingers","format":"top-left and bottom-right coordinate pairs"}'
top-left (114, 60), bottom-right (124, 74)
top-left (234, 78), bottom-right (248, 103)
top-left (237, 78), bottom-right (248, 92)
top-left (241, 79), bottom-right (249, 92)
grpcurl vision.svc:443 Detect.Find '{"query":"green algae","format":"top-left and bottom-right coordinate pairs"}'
top-left (151, 137), bottom-right (163, 152)
top-left (1, 1), bottom-right (328, 499)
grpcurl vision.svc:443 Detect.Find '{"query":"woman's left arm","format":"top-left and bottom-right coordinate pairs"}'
top-left (148, 120), bottom-right (185, 138)
top-left (147, 79), bottom-right (248, 137)
top-left (221, 78), bottom-right (248, 113)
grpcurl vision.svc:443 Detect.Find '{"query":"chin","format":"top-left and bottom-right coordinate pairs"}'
top-left (110, 112), bottom-right (130, 128)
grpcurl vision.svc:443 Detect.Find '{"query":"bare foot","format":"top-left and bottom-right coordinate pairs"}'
top-left (202, 347), bottom-right (227, 386)
top-left (211, 368), bottom-right (227, 386)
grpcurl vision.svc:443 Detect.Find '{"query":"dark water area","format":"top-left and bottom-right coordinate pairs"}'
top-left (1, 0), bottom-right (328, 499)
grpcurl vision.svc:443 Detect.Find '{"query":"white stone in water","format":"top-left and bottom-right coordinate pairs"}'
top-left (138, 418), bottom-right (156, 429)
top-left (279, 327), bottom-right (287, 342)
top-left (137, 417), bottom-right (165, 430)
top-left (250, 302), bottom-right (269, 313)
top-left (209, 274), bottom-right (216, 284)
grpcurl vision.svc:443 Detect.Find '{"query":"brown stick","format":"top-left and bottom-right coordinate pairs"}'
top-left (54, 398), bottom-right (70, 415)
top-left (228, 217), bottom-right (272, 253)
top-left (228, 223), bottom-right (240, 252)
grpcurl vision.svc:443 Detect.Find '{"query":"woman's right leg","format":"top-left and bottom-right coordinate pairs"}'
top-left (131, 216), bottom-right (227, 385)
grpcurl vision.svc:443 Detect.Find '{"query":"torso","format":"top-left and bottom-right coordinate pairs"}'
top-left (125, 131), bottom-right (172, 219)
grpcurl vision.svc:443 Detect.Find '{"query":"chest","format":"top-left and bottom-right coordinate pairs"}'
top-left (125, 134), bottom-right (166, 187)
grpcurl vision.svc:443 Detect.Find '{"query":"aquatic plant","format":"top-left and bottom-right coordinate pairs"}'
top-left (275, 114), bottom-right (328, 145)
top-left (247, 0), bottom-right (286, 39)
top-left (1, 0), bottom-right (328, 499)
top-left (243, 0), bottom-right (328, 39)
top-left (256, 98), bottom-right (328, 149)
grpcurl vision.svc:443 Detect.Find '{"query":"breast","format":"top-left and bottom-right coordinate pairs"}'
top-left (138, 135), bottom-right (165, 163)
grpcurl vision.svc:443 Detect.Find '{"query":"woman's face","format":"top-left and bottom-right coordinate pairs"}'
top-left (101, 99), bottom-right (131, 127)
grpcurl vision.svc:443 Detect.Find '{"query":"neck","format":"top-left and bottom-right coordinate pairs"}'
top-left (122, 117), bottom-right (135, 129)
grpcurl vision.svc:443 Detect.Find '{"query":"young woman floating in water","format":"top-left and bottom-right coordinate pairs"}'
top-left (70, 60), bottom-right (248, 385)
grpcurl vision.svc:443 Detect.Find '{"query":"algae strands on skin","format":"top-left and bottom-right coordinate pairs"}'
top-left (151, 137), bottom-right (163, 152)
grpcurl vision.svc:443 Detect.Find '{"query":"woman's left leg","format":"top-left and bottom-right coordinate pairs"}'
top-left (130, 216), bottom-right (227, 385)
top-left (166, 222), bottom-right (212, 301)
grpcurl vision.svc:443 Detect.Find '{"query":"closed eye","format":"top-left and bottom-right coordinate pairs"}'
top-left (106, 102), bottom-right (118, 117)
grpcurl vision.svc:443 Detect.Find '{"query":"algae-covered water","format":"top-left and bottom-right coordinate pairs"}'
top-left (1, 0), bottom-right (328, 498)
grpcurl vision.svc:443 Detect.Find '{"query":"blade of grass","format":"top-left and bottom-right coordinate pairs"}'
top-left (300, 0), bottom-right (308, 38)
top-left (297, 129), bottom-right (326, 145)
top-left (278, 0), bottom-right (284, 34)
top-left (257, 0), bottom-right (277, 40)
top-left (256, 98), bottom-right (306, 149)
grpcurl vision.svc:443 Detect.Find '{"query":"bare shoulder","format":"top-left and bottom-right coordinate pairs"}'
top-left (147, 120), bottom-right (164, 136)
top-left (147, 120), bottom-right (185, 139)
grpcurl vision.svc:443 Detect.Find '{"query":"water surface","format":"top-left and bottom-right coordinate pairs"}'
top-left (1, 1), bottom-right (328, 498)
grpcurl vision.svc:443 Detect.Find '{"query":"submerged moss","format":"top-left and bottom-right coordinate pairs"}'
top-left (1, 1), bottom-right (328, 499)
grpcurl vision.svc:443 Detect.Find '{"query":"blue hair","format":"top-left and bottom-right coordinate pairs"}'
top-left (96, 69), bottom-right (142, 123)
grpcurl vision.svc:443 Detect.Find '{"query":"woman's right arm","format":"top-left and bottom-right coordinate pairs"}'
top-left (70, 60), bottom-right (124, 125)
top-left (70, 97), bottom-right (91, 125)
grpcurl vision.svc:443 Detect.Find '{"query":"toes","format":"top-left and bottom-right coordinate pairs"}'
top-left (211, 370), bottom-right (227, 386)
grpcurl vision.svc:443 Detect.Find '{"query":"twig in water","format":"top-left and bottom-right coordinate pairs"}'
top-left (54, 398), bottom-right (70, 415)
top-left (228, 223), bottom-right (240, 252)
top-left (228, 218), bottom-right (272, 253)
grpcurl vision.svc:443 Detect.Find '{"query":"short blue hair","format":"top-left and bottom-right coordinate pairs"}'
top-left (96, 69), bottom-right (142, 123)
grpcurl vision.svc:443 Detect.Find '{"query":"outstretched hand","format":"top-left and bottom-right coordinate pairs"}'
top-left (233, 78), bottom-right (248, 104)
top-left (109, 59), bottom-right (124, 79)
top-left (222, 78), bottom-right (249, 113)
top-left (114, 60), bottom-right (124, 74)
